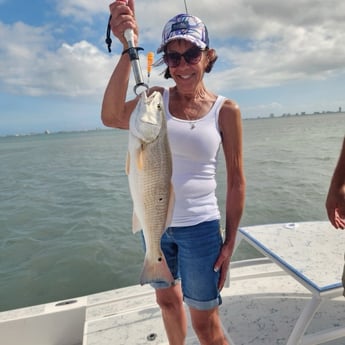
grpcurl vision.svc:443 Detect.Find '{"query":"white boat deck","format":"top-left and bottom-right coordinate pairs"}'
top-left (235, 221), bottom-right (345, 345)
top-left (83, 260), bottom-right (345, 345)
top-left (1, 221), bottom-right (345, 345)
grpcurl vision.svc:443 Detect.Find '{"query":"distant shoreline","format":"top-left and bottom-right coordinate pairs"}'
top-left (244, 111), bottom-right (345, 121)
top-left (2, 111), bottom-right (344, 137)
top-left (0, 127), bottom-right (111, 139)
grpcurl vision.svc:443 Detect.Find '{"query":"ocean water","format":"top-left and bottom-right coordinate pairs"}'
top-left (0, 113), bottom-right (344, 312)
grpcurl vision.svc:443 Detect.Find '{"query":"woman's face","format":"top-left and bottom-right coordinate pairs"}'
top-left (165, 40), bottom-right (208, 92)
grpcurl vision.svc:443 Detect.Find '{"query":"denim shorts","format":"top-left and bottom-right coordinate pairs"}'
top-left (142, 219), bottom-right (223, 310)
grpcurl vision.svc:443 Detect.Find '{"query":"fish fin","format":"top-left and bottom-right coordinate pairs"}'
top-left (136, 146), bottom-right (145, 171)
top-left (165, 183), bottom-right (175, 228)
top-left (125, 151), bottom-right (130, 175)
top-left (132, 211), bottom-right (142, 233)
top-left (140, 253), bottom-right (174, 286)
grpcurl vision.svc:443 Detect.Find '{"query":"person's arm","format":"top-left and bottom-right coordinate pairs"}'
top-left (101, 0), bottom-right (139, 129)
top-left (325, 136), bottom-right (345, 229)
top-left (214, 100), bottom-right (246, 290)
top-left (101, 54), bottom-right (138, 129)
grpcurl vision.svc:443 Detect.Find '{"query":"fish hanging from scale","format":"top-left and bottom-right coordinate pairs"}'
top-left (105, 1), bottom-right (177, 286)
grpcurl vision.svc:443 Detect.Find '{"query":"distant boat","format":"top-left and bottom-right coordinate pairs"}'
top-left (44, 130), bottom-right (50, 134)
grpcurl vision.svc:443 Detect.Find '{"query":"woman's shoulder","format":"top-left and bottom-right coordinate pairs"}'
top-left (218, 97), bottom-right (242, 133)
top-left (219, 97), bottom-right (241, 119)
top-left (220, 97), bottom-right (240, 112)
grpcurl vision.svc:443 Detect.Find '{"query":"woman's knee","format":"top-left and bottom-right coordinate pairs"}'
top-left (190, 307), bottom-right (222, 334)
top-left (155, 284), bottom-right (183, 310)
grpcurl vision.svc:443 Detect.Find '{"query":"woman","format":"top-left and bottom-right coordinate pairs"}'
top-left (102, 1), bottom-right (246, 344)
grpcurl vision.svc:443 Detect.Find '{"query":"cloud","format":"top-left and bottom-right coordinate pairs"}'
top-left (0, 21), bottom-right (116, 97)
top-left (131, 0), bottom-right (345, 91)
top-left (0, 22), bottom-right (49, 93)
top-left (54, 0), bottom-right (107, 21)
top-left (1, 0), bottom-right (345, 102)
top-left (41, 41), bottom-right (115, 97)
top-left (203, 2), bottom-right (345, 91)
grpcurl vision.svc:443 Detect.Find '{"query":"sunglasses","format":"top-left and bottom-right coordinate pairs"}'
top-left (163, 47), bottom-right (205, 68)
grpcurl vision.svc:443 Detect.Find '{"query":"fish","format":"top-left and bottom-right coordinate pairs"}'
top-left (126, 90), bottom-right (175, 286)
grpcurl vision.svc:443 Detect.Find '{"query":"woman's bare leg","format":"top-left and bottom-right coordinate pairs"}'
top-left (190, 306), bottom-right (229, 345)
top-left (155, 284), bottom-right (187, 345)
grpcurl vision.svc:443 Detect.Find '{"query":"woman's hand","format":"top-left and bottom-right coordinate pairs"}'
top-left (326, 184), bottom-right (345, 229)
top-left (214, 242), bottom-right (235, 291)
top-left (109, 0), bottom-right (138, 49)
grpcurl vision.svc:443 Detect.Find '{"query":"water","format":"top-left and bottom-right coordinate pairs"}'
top-left (0, 114), bottom-right (344, 312)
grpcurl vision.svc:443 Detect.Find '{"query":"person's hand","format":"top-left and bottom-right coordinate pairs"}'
top-left (109, 0), bottom-right (138, 49)
top-left (214, 243), bottom-right (234, 291)
top-left (335, 207), bottom-right (345, 229)
top-left (326, 184), bottom-right (345, 229)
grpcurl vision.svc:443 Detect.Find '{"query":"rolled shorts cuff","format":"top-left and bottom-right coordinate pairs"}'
top-left (184, 294), bottom-right (222, 311)
top-left (150, 278), bottom-right (181, 290)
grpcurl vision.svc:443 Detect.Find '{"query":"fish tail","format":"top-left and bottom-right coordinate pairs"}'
top-left (140, 253), bottom-right (174, 286)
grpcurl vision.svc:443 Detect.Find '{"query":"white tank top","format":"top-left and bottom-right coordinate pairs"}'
top-left (163, 88), bottom-right (226, 227)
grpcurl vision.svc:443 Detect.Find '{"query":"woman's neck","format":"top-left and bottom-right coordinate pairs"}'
top-left (171, 85), bottom-right (208, 102)
top-left (169, 86), bottom-right (216, 121)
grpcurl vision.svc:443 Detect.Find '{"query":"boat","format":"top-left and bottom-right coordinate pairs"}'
top-left (1, 221), bottom-right (345, 345)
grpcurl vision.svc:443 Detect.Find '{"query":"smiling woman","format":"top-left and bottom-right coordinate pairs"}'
top-left (101, 2), bottom-right (245, 344)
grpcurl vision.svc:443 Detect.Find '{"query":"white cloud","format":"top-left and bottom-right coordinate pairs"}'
top-left (54, 0), bottom-right (107, 21)
top-left (136, 0), bottom-right (345, 91)
top-left (1, 0), bottom-right (345, 104)
top-left (205, 7), bottom-right (345, 91)
top-left (40, 41), bottom-right (115, 97)
top-left (0, 22), bottom-right (115, 97)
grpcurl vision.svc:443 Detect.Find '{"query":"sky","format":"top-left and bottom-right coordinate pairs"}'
top-left (0, 0), bottom-right (344, 135)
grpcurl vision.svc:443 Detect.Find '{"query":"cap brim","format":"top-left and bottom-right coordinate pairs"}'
top-left (157, 35), bottom-right (207, 54)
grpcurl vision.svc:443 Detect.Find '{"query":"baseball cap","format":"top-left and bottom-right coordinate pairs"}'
top-left (157, 14), bottom-right (209, 54)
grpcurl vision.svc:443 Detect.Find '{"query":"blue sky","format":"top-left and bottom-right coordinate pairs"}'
top-left (1, 0), bottom-right (344, 135)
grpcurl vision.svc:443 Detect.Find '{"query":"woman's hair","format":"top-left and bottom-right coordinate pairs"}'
top-left (163, 48), bottom-right (218, 79)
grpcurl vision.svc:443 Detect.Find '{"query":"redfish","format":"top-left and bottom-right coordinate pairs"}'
top-left (126, 91), bottom-right (174, 286)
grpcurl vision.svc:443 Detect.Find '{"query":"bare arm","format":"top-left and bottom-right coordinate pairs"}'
top-left (101, 0), bottom-right (139, 129)
top-left (101, 53), bottom-right (138, 129)
top-left (214, 100), bottom-right (246, 290)
top-left (325, 136), bottom-right (345, 229)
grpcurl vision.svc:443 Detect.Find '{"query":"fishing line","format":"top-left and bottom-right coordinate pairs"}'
top-left (184, 0), bottom-right (189, 14)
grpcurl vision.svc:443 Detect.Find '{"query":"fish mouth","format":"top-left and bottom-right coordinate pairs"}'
top-left (140, 114), bottom-right (159, 126)
top-left (129, 91), bottom-right (163, 142)
top-left (131, 122), bottom-right (160, 143)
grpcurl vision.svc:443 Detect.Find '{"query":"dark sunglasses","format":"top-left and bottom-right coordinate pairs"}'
top-left (163, 47), bottom-right (205, 68)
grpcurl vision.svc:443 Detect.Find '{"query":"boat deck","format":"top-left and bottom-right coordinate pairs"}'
top-left (83, 259), bottom-right (345, 345)
top-left (84, 221), bottom-right (345, 345)
top-left (1, 259), bottom-right (344, 345)
top-left (1, 221), bottom-right (345, 345)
